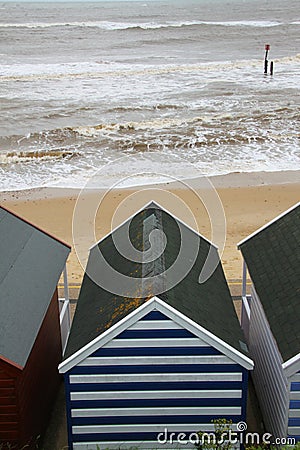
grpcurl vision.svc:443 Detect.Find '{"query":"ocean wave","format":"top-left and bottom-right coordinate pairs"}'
top-left (0, 19), bottom-right (284, 31)
top-left (1, 54), bottom-right (299, 82)
top-left (2, 104), bottom-right (298, 143)
top-left (0, 149), bottom-right (78, 164)
top-left (1, 112), bottom-right (298, 190)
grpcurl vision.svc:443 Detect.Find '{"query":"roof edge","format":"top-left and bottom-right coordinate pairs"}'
top-left (59, 296), bottom-right (253, 374)
top-left (59, 297), bottom-right (158, 373)
top-left (153, 298), bottom-right (254, 370)
top-left (0, 205), bottom-right (71, 250)
top-left (0, 354), bottom-right (23, 371)
top-left (237, 201), bottom-right (300, 249)
top-left (282, 352), bottom-right (300, 378)
top-left (89, 200), bottom-right (218, 251)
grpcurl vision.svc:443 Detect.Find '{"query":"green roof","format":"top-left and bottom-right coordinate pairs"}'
top-left (239, 203), bottom-right (300, 363)
top-left (64, 203), bottom-right (247, 360)
top-left (0, 206), bottom-right (70, 367)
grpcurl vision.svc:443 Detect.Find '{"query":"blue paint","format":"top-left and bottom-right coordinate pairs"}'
top-left (70, 397), bottom-right (241, 409)
top-left (287, 435), bottom-right (300, 442)
top-left (288, 418), bottom-right (300, 427)
top-left (290, 400), bottom-right (300, 409)
top-left (69, 380), bottom-right (243, 392)
top-left (65, 307), bottom-right (249, 448)
top-left (71, 414), bottom-right (243, 426)
top-left (117, 328), bottom-right (196, 338)
top-left (71, 363), bottom-right (240, 375)
top-left (92, 346), bottom-right (221, 357)
top-left (72, 431), bottom-right (217, 443)
top-left (291, 382), bottom-right (300, 391)
top-left (241, 368), bottom-right (248, 421)
top-left (141, 311), bottom-right (170, 320)
top-left (64, 374), bottom-right (74, 450)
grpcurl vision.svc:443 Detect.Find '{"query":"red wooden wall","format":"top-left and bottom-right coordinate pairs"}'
top-left (0, 288), bottom-right (63, 449)
top-left (0, 358), bottom-right (20, 445)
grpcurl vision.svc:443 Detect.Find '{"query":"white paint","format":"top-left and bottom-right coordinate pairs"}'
top-left (70, 389), bottom-right (242, 401)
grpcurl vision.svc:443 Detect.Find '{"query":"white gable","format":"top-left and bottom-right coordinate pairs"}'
top-left (59, 297), bottom-right (253, 373)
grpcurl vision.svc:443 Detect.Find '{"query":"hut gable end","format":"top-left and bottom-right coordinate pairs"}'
top-left (62, 302), bottom-right (248, 449)
top-left (61, 202), bottom-right (253, 449)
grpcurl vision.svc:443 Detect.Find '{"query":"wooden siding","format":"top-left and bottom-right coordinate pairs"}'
top-left (248, 287), bottom-right (289, 438)
top-left (65, 310), bottom-right (248, 449)
top-left (0, 363), bottom-right (19, 445)
top-left (288, 371), bottom-right (300, 439)
top-left (17, 289), bottom-right (63, 448)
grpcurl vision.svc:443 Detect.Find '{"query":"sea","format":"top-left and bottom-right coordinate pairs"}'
top-left (0, 0), bottom-right (299, 191)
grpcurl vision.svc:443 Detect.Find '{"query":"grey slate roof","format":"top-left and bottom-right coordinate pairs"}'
top-left (238, 203), bottom-right (300, 363)
top-left (0, 206), bottom-right (70, 368)
top-left (64, 203), bottom-right (247, 360)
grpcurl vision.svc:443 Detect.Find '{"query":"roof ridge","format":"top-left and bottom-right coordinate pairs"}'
top-left (0, 227), bottom-right (34, 287)
top-left (90, 200), bottom-right (218, 251)
top-left (0, 205), bottom-right (71, 250)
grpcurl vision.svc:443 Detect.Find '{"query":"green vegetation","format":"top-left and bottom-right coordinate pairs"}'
top-left (195, 418), bottom-right (233, 450)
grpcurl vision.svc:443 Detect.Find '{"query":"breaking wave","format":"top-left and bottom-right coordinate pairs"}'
top-left (0, 149), bottom-right (78, 164)
top-left (2, 55), bottom-right (300, 82)
top-left (0, 19), bottom-right (284, 30)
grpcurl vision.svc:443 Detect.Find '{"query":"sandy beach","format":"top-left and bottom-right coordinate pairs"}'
top-left (1, 170), bottom-right (299, 285)
top-left (1, 170), bottom-right (297, 448)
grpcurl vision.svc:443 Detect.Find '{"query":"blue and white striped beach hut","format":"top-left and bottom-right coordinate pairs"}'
top-left (238, 202), bottom-right (300, 442)
top-left (59, 202), bottom-right (253, 449)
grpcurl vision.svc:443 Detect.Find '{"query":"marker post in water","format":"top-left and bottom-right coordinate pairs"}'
top-left (264, 44), bottom-right (274, 76)
top-left (264, 44), bottom-right (270, 74)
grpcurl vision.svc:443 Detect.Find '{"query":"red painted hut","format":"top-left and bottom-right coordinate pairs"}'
top-left (0, 206), bottom-right (70, 449)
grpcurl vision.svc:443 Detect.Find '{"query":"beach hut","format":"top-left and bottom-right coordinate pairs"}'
top-left (0, 206), bottom-right (71, 449)
top-left (59, 201), bottom-right (253, 449)
top-left (238, 202), bottom-right (300, 440)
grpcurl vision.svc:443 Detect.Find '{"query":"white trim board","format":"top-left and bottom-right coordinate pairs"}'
top-left (58, 297), bottom-right (253, 373)
top-left (237, 201), bottom-right (300, 248)
top-left (283, 352), bottom-right (300, 378)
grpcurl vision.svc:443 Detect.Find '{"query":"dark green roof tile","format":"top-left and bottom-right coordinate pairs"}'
top-left (64, 204), bottom-right (246, 360)
top-left (239, 203), bottom-right (300, 363)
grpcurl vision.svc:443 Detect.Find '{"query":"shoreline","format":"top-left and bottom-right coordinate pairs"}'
top-left (0, 169), bottom-right (299, 201)
top-left (1, 169), bottom-right (299, 284)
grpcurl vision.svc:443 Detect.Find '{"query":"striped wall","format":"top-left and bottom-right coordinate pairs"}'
top-left (247, 287), bottom-right (289, 438)
top-left (65, 310), bottom-right (248, 449)
top-left (288, 371), bottom-right (300, 439)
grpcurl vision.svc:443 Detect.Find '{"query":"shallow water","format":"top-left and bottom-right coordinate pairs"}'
top-left (0, 0), bottom-right (299, 190)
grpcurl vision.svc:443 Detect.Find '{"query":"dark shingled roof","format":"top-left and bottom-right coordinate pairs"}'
top-left (65, 203), bottom-right (246, 360)
top-left (239, 203), bottom-right (300, 363)
top-left (0, 206), bottom-right (70, 367)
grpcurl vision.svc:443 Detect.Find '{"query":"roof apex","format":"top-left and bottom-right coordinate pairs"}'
top-left (237, 201), bottom-right (300, 249)
top-left (90, 200), bottom-right (218, 251)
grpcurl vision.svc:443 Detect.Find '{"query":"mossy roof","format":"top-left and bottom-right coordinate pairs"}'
top-left (64, 203), bottom-right (247, 360)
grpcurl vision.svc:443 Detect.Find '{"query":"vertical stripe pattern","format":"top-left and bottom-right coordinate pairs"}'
top-left (65, 310), bottom-right (247, 449)
top-left (247, 287), bottom-right (288, 438)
